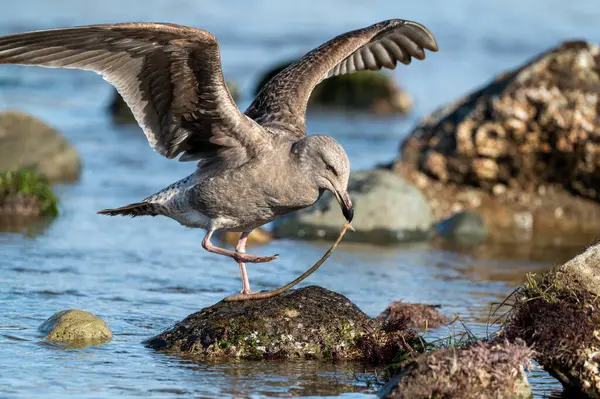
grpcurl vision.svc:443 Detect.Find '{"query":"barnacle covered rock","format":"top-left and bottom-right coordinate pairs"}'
top-left (396, 41), bottom-right (600, 243)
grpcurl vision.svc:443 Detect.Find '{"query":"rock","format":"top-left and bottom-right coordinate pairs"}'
top-left (39, 309), bottom-right (112, 345)
top-left (109, 81), bottom-right (241, 124)
top-left (214, 227), bottom-right (274, 247)
top-left (432, 211), bottom-right (488, 246)
top-left (273, 169), bottom-right (432, 244)
top-left (401, 40), bottom-right (600, 194)
top-left (0, 111), bottom-right (81, 183)
top-left (396, 162), bottom-right (600, 246)
top-left (379, 341), bottom-right (532, 399)
top-left (378, 301), bottom-right (448, 330)
top-left (254, 60), bottom-right (413, 115)
top-left (501, 241), bottom-right (600, 397)
top-left (395, 41), bottom-right (600, 244)
top-left (0, 168), bottom-right (58, 222)
top-left (145, 286), bottom-right (420, 362)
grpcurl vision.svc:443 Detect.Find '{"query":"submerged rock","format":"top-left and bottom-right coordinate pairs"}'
top-left (501, 242), bottom-right (600, 397)
top-left (109, 82), bottom-right (241, 124)
top-left (432, 211), bottom-right (488, 246)
top-left (145, 286), bottom-right (420, 362)
top-left (254, 60), bottom-right (413, 115)
top-left (214, 227), bottom-right (274, 247)
top-left (379, 340), bottom-right (532, 399)
top-left (396, 41), bottom-right (600, 244)
top-left (273, 169), bottom-right (432, 244)
top-left (39, 309), bottom-right (112, 345)
top-left (0, 111), bottom-right (81, 183)
top-left (378, 301), bottom-right (448, 330)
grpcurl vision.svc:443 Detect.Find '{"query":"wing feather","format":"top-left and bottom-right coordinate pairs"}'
top-left (0, 22), bottom-right (269, 167)
top-left (245, 19), bottom-right (438, 137)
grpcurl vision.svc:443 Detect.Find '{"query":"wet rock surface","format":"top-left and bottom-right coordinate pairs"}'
top-left (145, 286), bottom-right (420, 362)
top-left (273, 169), bottom-right (432, 244)
top-left (255, 60), bottom-right (413, 115)
top-left (501, 242), bottom-right (600, 398)
top-left (39, 310), bottom-right (112, 345)
top-left (377, 301), bottom-right (448, 330)
top-left (395, 41), bottom-right (600, 243)
top-left (379, 341), bottom-right (532, 399)
top-left (0, 111), bottom-right (81, 183)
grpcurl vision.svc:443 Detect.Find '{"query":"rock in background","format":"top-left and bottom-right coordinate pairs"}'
top-left (395, 41), bottom-right (600, 244)
top-left (215, 227), bottom-right (274, 247)
top-left (254, 60), bottom-right (413, 115)
top-left (0, 111), bottom-right (81, 183)
top-left (273, 169), bottom-right (433, 244)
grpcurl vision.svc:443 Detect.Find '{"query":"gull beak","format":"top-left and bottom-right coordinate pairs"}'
top-left (336, 191), bottom-right (354, 223)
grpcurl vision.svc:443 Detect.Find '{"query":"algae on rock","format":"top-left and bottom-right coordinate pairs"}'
top-left (0, 168), bottom-right (58, 219)
top-left (145, 286), bottom-right (421, 363)
top-left (501, 242), bottom-right (600, 398)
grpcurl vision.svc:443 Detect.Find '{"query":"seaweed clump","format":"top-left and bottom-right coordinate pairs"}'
top-left (380, 340), bottom-right (532, 399)
top-left (0, 168), bottom-right (58, 220)
top-left (501, 242), bottom-right (600, 397)
top-left (378, 301), bottom-right (448, 330)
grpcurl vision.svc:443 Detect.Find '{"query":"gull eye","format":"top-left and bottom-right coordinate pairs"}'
top-left (325, 164), bottom-right (338, 176)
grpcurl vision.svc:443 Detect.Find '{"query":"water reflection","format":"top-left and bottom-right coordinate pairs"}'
top-left (175, 359), bottom-right (379, 398)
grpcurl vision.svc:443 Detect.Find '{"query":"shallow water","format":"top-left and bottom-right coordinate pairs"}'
top-left (1, 1), bottom-right (599, 398)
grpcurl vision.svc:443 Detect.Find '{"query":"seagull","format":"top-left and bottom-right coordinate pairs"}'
top-left (0, 19), bottom-right (437, 296)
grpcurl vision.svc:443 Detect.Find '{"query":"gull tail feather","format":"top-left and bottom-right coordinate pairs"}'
top-left (97, 202), bottom-right (160, 217)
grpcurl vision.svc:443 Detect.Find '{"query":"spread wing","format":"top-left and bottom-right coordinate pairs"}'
top-left (0, 22), bottom-right (269, 167)
top-left (245, 19), bottom-right (438, 137)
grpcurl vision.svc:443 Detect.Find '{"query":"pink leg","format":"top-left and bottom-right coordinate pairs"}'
top-left (236, 232), bottom-right (252, 294)
top-left (201, 230), bottom-right (278, 264)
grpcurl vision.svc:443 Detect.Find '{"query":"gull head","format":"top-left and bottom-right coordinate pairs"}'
top-left (293, 135), bottom-right (353, 222)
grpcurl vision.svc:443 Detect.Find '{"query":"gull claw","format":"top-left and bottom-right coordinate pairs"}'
top-left (234, 253), bottom-right (278, 263)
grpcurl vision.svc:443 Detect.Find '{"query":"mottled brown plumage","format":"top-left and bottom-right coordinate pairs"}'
top-left (0, 19), bottom-right (438, 296)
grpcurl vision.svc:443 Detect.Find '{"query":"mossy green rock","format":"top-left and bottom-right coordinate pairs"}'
top-left (145, 286), bottom-right (420, 362)
top-left (39, 310), bottom-right (112, 345)
top-left (109, 81), bottom-right (241, 124)
top-left (255, 60), bottom-right (413, 115)
top-left (0, 111), bottom-right (81, 183)
top-left (379, 341), bottom-right (532, 399)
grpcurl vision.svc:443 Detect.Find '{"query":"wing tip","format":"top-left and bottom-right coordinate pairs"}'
top-left (404, 20), bottom-right (439, 53)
